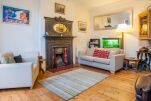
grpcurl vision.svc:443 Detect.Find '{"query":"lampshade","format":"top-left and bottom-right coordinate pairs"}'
top-left (116, 23), bottom-right (129, 32)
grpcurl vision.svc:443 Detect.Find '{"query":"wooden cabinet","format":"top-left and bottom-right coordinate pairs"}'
top-left (149, 8), bottom-right (151, 39)
top-left (138, 9), bottom-right (151, 40)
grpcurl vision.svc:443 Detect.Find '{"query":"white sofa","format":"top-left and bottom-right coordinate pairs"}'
top-left (0, 51), bottom-right (39, 89)
top-left (78, 48), bottom-right (125, 73)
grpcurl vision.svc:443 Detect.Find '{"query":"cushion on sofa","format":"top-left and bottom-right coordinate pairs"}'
top-left (0, 52), bottom-right (16, 64)
top-left (86, 48), bottom-right (95, 56)
top-left (80, 55), bottom-right (94, 62)
top-left (105, 48), bottom-right (122, 54)
top-left (14, 55), bottom-right (23, 63)
top-left (93, 57), bottom-right (110, 65)
top-left (93, 49), bottom-right (110, 59)
top-left (108, 50), bottom-right (116, 59)
top-left (105, 48), bottom-right (123, 59)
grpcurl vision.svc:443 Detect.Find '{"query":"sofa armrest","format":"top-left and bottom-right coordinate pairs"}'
top-left (0, 62), bottom-right (33, 69)
top-left (0, 62), bottom-right (33, 77)
top-left (0, 62), bottom-right (33, 89)
top-left (110, 54), bottom-right (125, 73)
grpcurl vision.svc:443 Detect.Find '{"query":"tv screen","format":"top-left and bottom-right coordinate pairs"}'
top-left (102, 38), bottom-right (121, 48)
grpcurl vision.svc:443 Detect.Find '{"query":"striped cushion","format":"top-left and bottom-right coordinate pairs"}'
top-left (93, 49), bottom-right (110, 59)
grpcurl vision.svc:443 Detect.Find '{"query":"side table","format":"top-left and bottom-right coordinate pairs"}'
top-left (124, 57), bottom-right (140, 70)
top-left (38, 56), bottom-right (46, 74)
top-left (137, 51), bottom-right (151, 71)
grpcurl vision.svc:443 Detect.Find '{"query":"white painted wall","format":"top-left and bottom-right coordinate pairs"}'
top-left (90, 0), bottom-right (151, 57)
top-left (0, 0), bottom-right (40, 52)
top-left (71, 2), bottom-right (91, 58)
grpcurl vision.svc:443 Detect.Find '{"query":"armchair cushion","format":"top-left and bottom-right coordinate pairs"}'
top-left (14, 51), bottom-right (39, 64)
top-left (0, 52), bottom-right (16, 64)
top-left (14, 55), bottom-right (23, 63)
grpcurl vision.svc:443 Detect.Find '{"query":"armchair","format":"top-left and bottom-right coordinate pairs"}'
top-left (0, 51), bottom-right (39, 89)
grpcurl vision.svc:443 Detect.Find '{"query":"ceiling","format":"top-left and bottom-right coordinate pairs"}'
top-left (71, 0), bottom-right (123, 9)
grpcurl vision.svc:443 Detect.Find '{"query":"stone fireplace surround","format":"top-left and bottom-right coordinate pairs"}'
top-left (44, 17), bottom-right (74, 69)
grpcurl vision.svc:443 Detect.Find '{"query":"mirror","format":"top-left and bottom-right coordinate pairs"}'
top-left (94, 8), bottom-right (133, 30)
top-left (53, 23), bottom-right (68, 33)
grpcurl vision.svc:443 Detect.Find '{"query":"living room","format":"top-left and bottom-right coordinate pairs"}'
top-left (0, 0), bottom-right (151, 101)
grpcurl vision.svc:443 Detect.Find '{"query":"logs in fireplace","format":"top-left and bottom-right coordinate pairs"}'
top-left (44, 17), bottom-right (74, 69)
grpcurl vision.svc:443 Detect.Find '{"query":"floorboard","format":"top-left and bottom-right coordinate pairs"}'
top-left (0, 65), bottom-right (150, 101)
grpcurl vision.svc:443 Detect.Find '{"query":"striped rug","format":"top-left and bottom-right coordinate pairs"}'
top-left (39, 68), bottom-right (109, 101)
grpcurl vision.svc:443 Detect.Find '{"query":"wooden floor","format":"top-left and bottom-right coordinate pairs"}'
top-left (0, 65), bottom-right (150, 101)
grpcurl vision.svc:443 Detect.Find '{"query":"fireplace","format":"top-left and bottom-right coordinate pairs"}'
top-left (44, 17), bottom-right (74, 69)
top-left (52, 47), bottom-right (69, 68)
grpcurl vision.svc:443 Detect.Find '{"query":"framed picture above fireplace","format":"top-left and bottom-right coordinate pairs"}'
top-left (55, 3), bottom-right (65, 14)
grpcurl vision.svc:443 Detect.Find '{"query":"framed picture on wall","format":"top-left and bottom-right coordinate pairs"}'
top-left (2, 5), bottom-right (30, 25)
top-left (78, 21), bottom-right (87, 33)
top-left (55, 3), bottom-right (65, 14)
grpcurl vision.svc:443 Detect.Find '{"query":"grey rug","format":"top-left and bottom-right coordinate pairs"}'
top-left (39, 68), bottom-right (109, 101)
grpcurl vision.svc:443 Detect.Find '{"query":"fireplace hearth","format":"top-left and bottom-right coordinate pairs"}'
top-left (44, 17), bottom-right (74, 69)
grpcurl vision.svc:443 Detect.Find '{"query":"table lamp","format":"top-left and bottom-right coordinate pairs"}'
top-left (116, 23), bottom-right (129, 49)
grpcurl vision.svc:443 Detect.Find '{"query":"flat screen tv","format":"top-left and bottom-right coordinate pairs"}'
top-left (102, 38), bottom-right (121, 48)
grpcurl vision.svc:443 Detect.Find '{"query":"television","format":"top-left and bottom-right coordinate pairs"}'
top-left (102, 38), bottom-right (121, 48)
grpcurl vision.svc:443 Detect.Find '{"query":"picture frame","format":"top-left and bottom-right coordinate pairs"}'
top-left (78, 21), bottom-right (87, 33)
top-left (138, 11), bottom-right (148, 39)
top-left (2, 5), bottom-right (30, 25)
top-left (55, 3), bottom-right (65, 15)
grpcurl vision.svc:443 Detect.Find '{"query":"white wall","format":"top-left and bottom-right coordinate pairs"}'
top-left (90, 0), bottom-right (151, 57)
top-left (0, 0), bottom-right (40, 52)
top-left (71, 2), bottom-right (91, 60)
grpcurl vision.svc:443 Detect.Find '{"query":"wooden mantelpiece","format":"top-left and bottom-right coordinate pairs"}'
top-left (44, 16), bottom-right (73, 37)
top-left (43, 35), bottom-right (76, 39)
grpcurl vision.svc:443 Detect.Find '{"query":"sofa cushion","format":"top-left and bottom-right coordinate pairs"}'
top-left (1, 52), bottom-right (16, 64)
top-left (80, 55), bottom-right (94, 62)
top-left (105, 48), bottom-right (122, 54)
top-left (14, 55), bottom-right (23, 63)
top-left (93, 49), bottom-right (110, 59)
top-left (93, 57), bottom-right (110, 65)
top-left (108, 50), bottom-right (116, 59)
top-left (104, 48), bottom-right (124, 59)
top-left (86, 48), bottom-right (95, 56)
